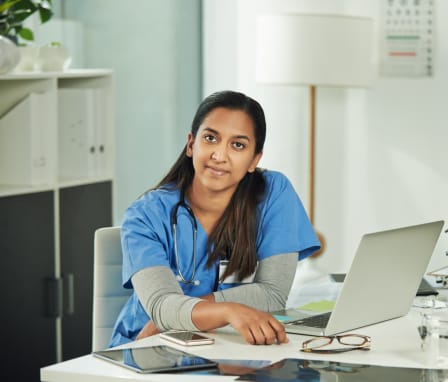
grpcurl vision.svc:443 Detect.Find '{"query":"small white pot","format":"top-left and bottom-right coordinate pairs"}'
top-left (38, 44), bottom-right (72, 71)
top-left (0, 35), bottom-right (21, 74)
top-left (15, 45), bottom-right (40, 72)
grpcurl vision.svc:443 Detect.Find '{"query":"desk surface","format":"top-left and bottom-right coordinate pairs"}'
top-left (40, 308), bottom-right (446, 382)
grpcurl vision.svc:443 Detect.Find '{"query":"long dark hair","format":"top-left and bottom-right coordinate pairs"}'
top-left (156, 90), bottom-right (267, 281)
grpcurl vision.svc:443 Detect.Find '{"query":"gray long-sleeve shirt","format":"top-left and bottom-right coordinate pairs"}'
top-left (131, 252), bottom-right (298, 331)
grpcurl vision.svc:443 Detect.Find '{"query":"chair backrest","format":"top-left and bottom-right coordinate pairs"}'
top-left (92, 226), bottom-right (132, 351)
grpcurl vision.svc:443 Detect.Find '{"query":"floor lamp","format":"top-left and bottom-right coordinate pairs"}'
top-left (256, 13), bottom-right (373, 256)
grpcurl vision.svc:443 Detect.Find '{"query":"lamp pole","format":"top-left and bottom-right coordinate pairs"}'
top-left (308, 85), bottom-right (325, 256)
top-left (309, 85), bottom-right (316, 225)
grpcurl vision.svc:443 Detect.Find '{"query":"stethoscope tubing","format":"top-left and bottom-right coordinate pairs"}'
top-left (171, 200), bottom-right (199, 285)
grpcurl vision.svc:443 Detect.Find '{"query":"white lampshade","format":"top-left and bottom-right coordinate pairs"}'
top-left (256, 13), bottom-right (374, 87)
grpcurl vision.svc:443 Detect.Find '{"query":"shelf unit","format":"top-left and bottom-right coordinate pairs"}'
top-left (0, 69), bottom-right (114, 381)
top-left (0, 69), bottom-right (115, 196)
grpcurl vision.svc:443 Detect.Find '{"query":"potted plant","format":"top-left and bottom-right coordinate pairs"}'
top-left (0, 0), bottom-right (53, 73)
top-left (0, 0), bottom-right (53, 42)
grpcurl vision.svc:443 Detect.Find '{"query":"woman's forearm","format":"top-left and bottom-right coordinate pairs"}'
top-left (213, 253), bottom-right (297, 311)
top-left (132, 266), bottom-right (202, 331)
top-left (192, 300), bottom-right (288, 345)
top-left (191, 300), bottom-right (230, 330)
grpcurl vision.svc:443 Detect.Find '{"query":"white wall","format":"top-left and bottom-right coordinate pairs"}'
top-left (203, 0), bottom-right (448, 275)
top-left (64, 0), bottom-right (202, 222)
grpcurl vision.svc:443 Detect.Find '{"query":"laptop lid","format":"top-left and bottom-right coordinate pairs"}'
top-left (285, 220), bottom-right (444, 336)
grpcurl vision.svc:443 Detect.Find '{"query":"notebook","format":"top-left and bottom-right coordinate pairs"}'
top-left (282, 220), bottom-right (444, 336)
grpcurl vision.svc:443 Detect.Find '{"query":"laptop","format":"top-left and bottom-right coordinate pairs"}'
top-left (282, 220), bottom-right (444, 336)
top-left (330, 273), bottom-right (439, 296)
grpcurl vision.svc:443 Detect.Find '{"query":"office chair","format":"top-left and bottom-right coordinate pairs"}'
top-left (92, 226), bottom-right (132, 351)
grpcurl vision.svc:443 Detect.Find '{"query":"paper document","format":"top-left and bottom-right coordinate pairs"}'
top-left (297, 300), bottom-right (335, 312)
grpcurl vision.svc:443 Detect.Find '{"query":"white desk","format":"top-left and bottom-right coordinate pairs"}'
top-left (40, 308), bottom-right (446, 382)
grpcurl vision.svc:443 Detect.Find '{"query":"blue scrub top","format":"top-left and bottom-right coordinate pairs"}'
top-left (110, 170), bottom-right (320, 346)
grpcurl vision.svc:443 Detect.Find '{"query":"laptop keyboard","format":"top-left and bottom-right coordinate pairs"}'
top-left (289, 312), bottom-right (331, 328)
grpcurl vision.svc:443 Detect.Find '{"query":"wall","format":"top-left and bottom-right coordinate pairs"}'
top-left (203, 0), bottom-right (448, 276)
top-left (63, 0), bottom-right (202, 222)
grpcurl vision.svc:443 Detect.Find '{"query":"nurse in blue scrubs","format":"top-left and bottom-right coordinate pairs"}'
top-left (110, 90), bottom-right (320, 347)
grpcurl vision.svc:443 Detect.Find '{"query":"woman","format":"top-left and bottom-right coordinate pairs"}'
top-left (110, 90), bottom-right (320, 347)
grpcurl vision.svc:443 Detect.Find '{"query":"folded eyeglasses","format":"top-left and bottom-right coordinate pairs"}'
top-left (301, 334), bottom-right (371, 354)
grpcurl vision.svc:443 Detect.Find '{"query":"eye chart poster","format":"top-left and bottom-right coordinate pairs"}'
top-left (380, 0), bottom-right (435, 77)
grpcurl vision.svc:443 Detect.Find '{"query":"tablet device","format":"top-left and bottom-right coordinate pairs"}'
top-left (93, 345), bottom-right (217, 374)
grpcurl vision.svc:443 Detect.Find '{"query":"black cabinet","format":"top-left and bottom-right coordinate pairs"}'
top-left (60, 181), bottom-right (112, 360)
top-left (0, 191), bottom-right (56, 381)
top-left (0, 181), bottom-right (112, 381)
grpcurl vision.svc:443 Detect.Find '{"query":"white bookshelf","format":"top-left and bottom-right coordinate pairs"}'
top-left (0, 69), bottom-right (114, 197)
top-left (0, 69), bottom-right (115, 368)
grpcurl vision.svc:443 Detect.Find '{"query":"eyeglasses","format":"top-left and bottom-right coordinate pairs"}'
top-left (301, 334), bottom-right (371, 354)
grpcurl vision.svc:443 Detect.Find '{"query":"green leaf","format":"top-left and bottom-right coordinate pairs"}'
top-left (38, 6), bottom-right (53, 23)
top-left (9, 9), bottom-right (33, 23)
top-left (18, 27), bottom-right (34, 41)
top-left (0, 0), bottom-right (21, 13)
top-left (38, 0), bottom-right (53, 11)
top-left (13, 0), bottom-right (35, 12)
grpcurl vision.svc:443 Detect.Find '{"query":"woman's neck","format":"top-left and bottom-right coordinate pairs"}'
top-left (185, 183), bottom-right (233, 234)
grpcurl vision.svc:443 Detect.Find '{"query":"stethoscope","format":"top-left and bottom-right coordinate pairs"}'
top-left (171, 200), bottom-right (200, 286)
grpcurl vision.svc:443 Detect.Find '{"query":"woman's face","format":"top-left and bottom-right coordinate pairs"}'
top-left (186, 107), bottom-right (262, 196)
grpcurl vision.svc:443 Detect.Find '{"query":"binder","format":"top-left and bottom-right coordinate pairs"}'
top-left (0, 93), bottom-right (52, 185)
top-left (58, 88), bottom-right (108, 179)
top-left (93, 89), bottom-right (109, 178)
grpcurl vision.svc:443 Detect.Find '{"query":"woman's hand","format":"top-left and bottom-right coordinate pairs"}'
top-left (225, 303), bottom-right (288, 345)
top-left (192, 301), bottom-right (288, 345)
top-left (136, 320), bottom-right (160, 340)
